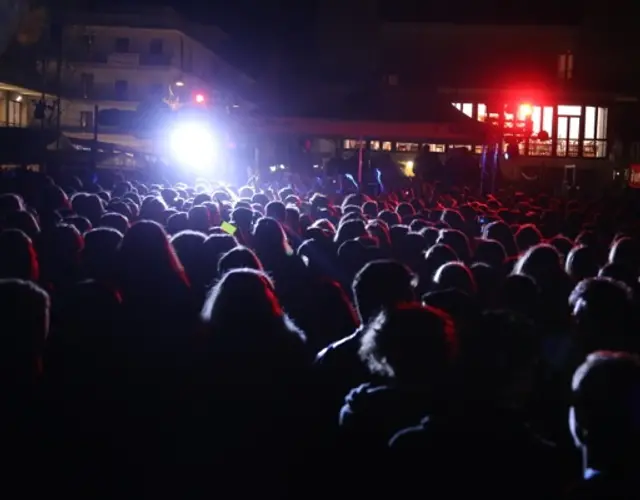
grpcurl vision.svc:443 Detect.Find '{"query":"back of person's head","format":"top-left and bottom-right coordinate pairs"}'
top-left (0, 279), bottom-right (49, 381)
top-left (515, 224), bottom-right (543, 252)
top-left (609, 236), bottom-right (640, 272)
top-left (483, 220), bottom-right (517, 257)
top-left (513, 243), bottom-right (563, 285)
top-left (252, 216), bottom-right (291, 256)
top-left (434, 260), bottom-right (476, 293)
top-left (359, 302), bottom-right (456, 386)
top-left (265, 200), bottom-right (286, 223)
top-left (566, 245), bottom-right (599, 283)
top-left (201, 268), bottom-right (304, 348)
top-left (335, 218), bottom-right (367, 247)
top-left (218, 246), bottom-right (263, 275)
top-left (570, 351), bottom-right (640, 460)
top-left (473, 238), bottom-right (507, 269)
top-left (598, 262), bottom-right (637, 290)
top-left (5, 210), bottom-right (40, 240)
top-left (437, 229), bottom-right (471, 262)
top-left (99, 212), bottom-right (129, 234)
top-left (352, 259), bottom-right (416, 323)
top-left (83, 227), bottom-right (123, 282)
top-left (0, 229), bottom-right (38, 281)
top-left (117, 220), bottom-right (187, 291)
top-left (569, 277), bottom-right (635, 353)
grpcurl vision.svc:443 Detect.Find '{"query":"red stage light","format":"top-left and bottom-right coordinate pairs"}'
top-left (518, 103), bottom-right (533, 120)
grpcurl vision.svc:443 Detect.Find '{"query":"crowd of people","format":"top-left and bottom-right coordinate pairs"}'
top-left (1, 168), bottom-right (640, 498)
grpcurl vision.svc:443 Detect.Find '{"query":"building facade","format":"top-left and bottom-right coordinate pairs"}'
top-left (281, 8), bottom-right (639, 185)
top-left (40, 7), bottom-right (254, 152)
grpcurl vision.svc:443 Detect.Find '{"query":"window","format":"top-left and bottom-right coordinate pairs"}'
top-left (557, 105), bottom-right (582, 116)
top-left (80, 111), bottom-right (94, 130)
top-left (7, 99), bottom-right (21, 126)
top-left (370, 140), bottom-right (391, 151)
top-left (396, 142), bottom-right (419, 152)
top-left (558, 52), bottom-right (574, 80)
top-left (343, 139), bottom-right (365, 149)
top-left (80, 72), bottom-right (94, 98)
top-left (452, 103), bottom-right (461, 110)
top-left (582, 106), bottom-right (608, 158)
top-left (423, 144), bottom-right (445, 153)
top-left (115, 37), bottom-right (130, 53)
top-left (114, 80), bottom-right (128, 99)
top-left (149, 39), bottom-right (163, 55)
top-left (527, 106), bottom-right (553, 156)
top-left (461, 103), bottom-right (473, 118)
top-left (477, 104), bottom-right (487, 121)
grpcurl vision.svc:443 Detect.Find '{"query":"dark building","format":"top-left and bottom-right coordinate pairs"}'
top-left (255, 0), bottom-right (639, 185)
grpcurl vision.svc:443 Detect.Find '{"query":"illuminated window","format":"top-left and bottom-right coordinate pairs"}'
top-left (452, 103), bottom-right (461, 110)
top-left (370, 140), bottom-right (380, 150)
top-left (582, 106), bottom-right (608, 158)
top-left (424, 144), bottom-right (445, 153)
top-left (7, 99), bottom-right (21, 126)
top-left (474, 145), bottom-right (484, 154)
top-left (396, 142), bottom-right (420, 152)
top-left (557, 115), bottom-right (581, 157)
top-left (557, 105), bottom-right (582, 116)
top-left (477, 104), bottom-right (487, 122)
top-left (461, 103), bottom-right (473, 118)
top-left (344, 139), bottom-right (365, 149)
top-left (449, 145), bottom-right (472, 151)
top-left (382, 141), bottom-right (392, 151)
top-left (597, 107), bottom-right (608, 140)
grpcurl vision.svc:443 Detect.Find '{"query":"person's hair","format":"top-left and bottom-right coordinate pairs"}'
top-left (569, 277), bottom-right (635, 353)
top-left (99, 212), bottom-right (129, 234)
top-left (514, 224), bottom-right (542, 252)
top-left (117, 220), bottom-right (189, 293)
top-left (473, 239), bottom-right (507, 269)
top-left (565, 245), bottom-right (599, 283)
top-left (359, 302), bottom-right (456, 383)
top-left (351, 259), bottom-right (416, 322)
top-left (0, 229), bottom-right (39, 281)
top-left (218, 246), bottom-right (263, 275)
top-left (433, 261), bottom-right (477, 295)
top-left (201, 268), bottom-right (305, 348)
top-left (513, 243), bottom-right (563, 282)
top-left (571, 351), bottom-right (640, 452)
top-left (0, 279), bottom-right (50, 374)
top-left (252, 216), bottom-right (292, 257)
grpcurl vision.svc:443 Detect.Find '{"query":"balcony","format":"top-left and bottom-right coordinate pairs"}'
top-left (140, 53), bottom-right (173, 66)
top-left (107, 52), bottom-right (140, 67)
top-left (63, 51), bottom-right (173, 68)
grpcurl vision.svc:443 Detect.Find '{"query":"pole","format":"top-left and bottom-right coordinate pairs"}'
top-left (357, 137), bottom-right (363, 186)
top-left (92, 104), bottom-right (98, 169)
top-left (54, 21), bottom-right (62, 149)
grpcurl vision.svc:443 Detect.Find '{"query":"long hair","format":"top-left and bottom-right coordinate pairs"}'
top-left (201, 268), bottom-right (305, 354)
top-left (117, 220), bottom-right (189, 299)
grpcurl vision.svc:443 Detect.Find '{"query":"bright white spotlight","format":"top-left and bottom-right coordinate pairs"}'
top-left (279, 164), bottom-right (285, 170)
top-left (169, 122), bottom-right (216, 169)
top-left (269, 165), bottom-right (277, 173)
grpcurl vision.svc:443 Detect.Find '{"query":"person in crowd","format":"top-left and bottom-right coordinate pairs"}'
top-left (567, 351), bottom-right (640, 498)
top-left (2, 165), bottom-right (640, 498)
